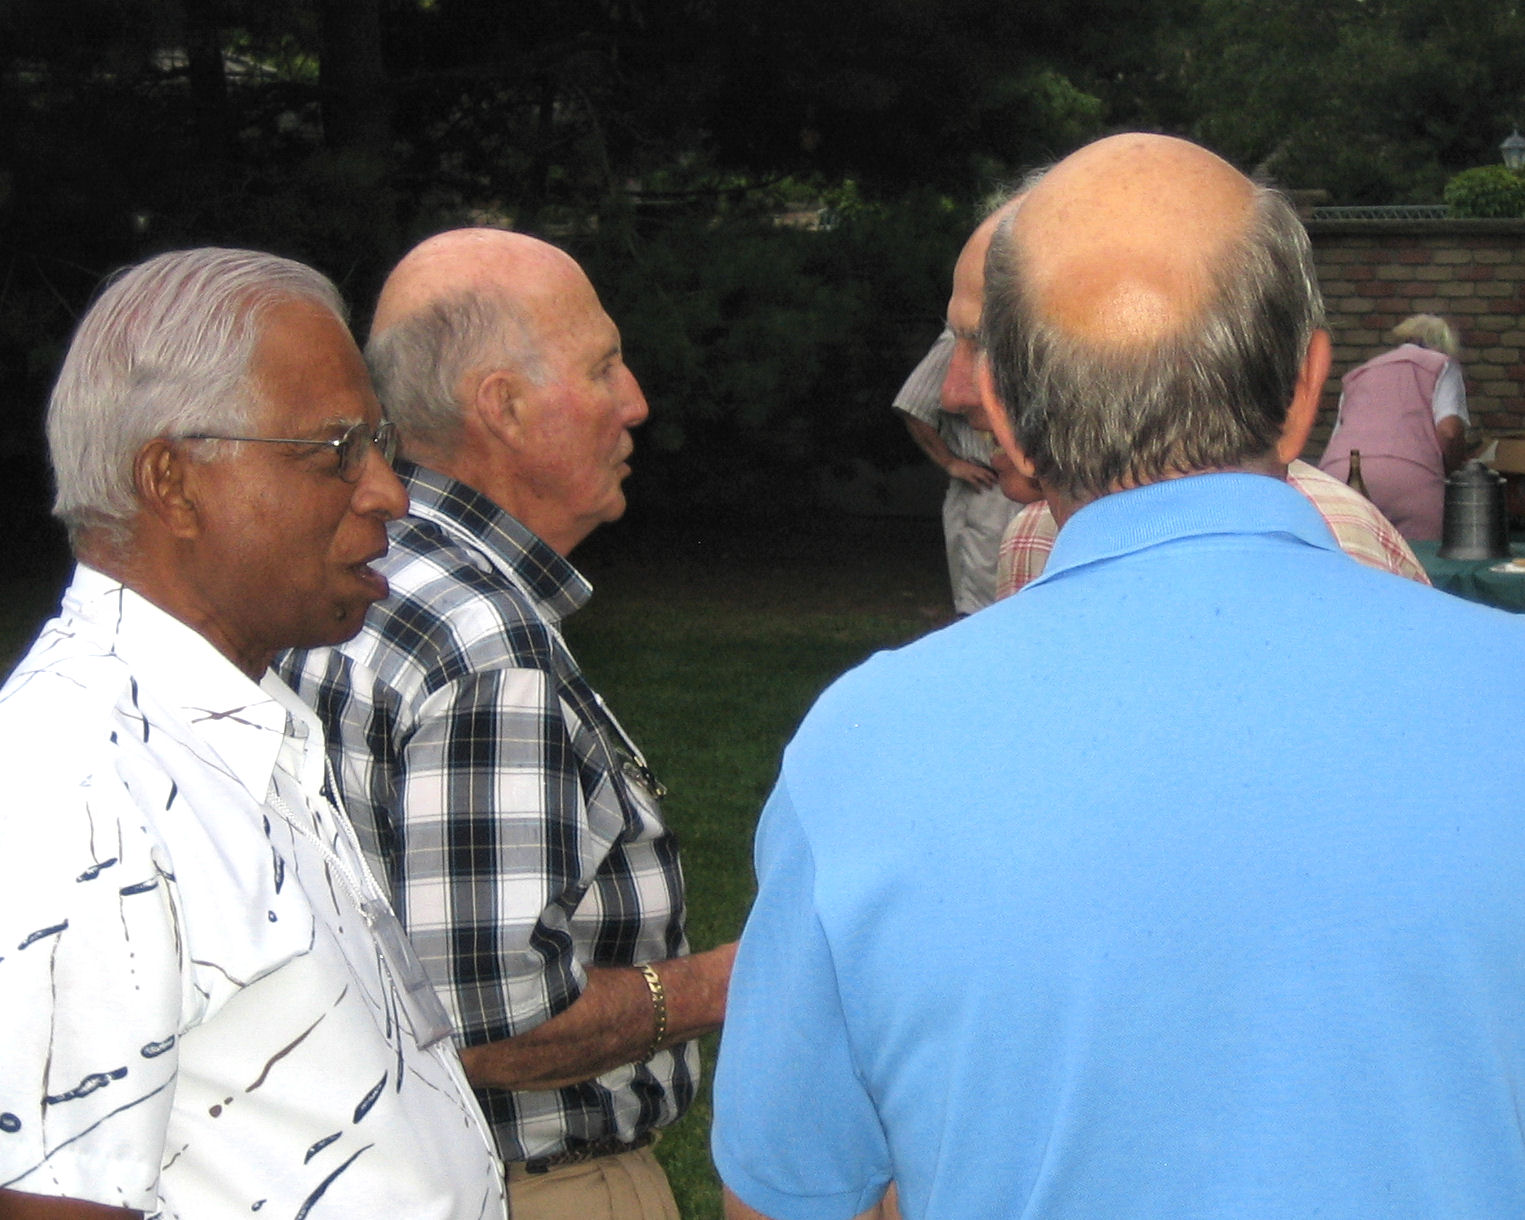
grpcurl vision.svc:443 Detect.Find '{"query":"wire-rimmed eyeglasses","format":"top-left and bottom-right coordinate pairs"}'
top-left (182, 419), bottom-right (399, 482)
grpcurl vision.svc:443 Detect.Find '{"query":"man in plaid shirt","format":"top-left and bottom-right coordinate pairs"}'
top-left (280, 228), bottom-right (735, 1220)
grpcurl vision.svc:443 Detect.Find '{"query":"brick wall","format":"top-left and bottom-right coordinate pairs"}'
top-left (1306, 218), bottom-right (1525, 458)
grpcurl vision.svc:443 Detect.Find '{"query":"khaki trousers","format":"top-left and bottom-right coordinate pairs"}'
top-left (507, 1143), bottom-right (680, 1220)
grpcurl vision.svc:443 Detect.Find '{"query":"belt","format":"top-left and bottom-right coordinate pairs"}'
top-left (521, 1130), bottom-right (654, 1175)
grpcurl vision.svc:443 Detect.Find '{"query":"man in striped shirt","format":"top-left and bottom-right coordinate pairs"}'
top-left (892, 326), bottom-right (1024, 615)
top-left (996, 460), bottom-right (1427, 596)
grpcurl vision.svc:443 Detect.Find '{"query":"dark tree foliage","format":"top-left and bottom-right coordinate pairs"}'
top-left (371, 0), bottom-right (1186, 211)
top-left (572, 191), bottom-right (970, 522)
top-left (1180, 0), bottom-right (1525, 202)
top-left (6, 0), bottom-right (1524, 548)
top-left (0, 0), bottom-right (1153, 540)
top-left (702, 0), bottom-right (1122, 191)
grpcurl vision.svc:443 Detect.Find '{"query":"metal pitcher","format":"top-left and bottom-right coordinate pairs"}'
top-left (1438, 460), bottom-right (1510, 560)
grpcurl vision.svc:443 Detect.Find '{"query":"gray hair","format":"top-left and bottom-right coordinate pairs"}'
top-left (978, 166), bottom-right (1046, 220)
top-left (1390, 313), bottom-right (1458, 358)
top-left (364, 291), bottom-right (545, 455)
top-left (982, 181), bottom-right (1324, 502)
top-left (47, 247), bottom-right (346, 553)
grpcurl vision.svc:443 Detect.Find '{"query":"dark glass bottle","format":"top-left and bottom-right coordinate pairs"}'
top-left (1346, 449), bottom-right (1370, 498)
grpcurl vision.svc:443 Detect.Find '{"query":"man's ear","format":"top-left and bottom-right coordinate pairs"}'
top-left (1277, 328), bottom-right (1332, 465)
top-left (133, 438), bottom-right (200, 539)
top-left (472, 368), bottom-right (532, 451)
top-left (977, 357), bottom-right (1037, 479)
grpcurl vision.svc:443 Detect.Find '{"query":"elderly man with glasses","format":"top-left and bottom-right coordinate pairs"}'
top-left (0, 247), bottom-right (507, 1220)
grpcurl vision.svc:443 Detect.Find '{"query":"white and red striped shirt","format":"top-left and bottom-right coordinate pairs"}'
top-left (996, 460), bottom-right (1430, 599)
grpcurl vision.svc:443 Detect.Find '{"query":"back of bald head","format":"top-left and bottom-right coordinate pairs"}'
top-left (981, 133), bottom-right (1324, 502)
top-left (365, 229), bottom-right (571, 459)
top-left (1013, 135), bottom-right (1252, 350)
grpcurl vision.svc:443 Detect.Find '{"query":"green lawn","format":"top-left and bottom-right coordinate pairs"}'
top-left (567, 514), bottom-right (946, 1217)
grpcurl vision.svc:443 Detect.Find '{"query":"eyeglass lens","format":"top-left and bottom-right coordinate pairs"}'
top-left (339, 421), bottom-right (399, 480)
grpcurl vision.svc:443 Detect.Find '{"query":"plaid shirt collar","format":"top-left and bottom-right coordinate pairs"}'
top-left (395, 460), bottom-right (591, 628)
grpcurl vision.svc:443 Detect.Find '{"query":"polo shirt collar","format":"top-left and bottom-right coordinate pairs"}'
top-left (1034, 472), bottom-right (1341, 589)
top-left (396, 460), bottom-right (592, 624)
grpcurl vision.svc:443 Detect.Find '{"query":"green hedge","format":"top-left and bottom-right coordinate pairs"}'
top-left (570, 194), bottom-right (968, 521)
top-left (1443, 165), bottom-right (1525, 218)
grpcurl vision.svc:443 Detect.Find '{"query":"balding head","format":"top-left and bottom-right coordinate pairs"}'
top-left (372, 228), bottom-right (581, 337)
top-left (365, 229), bottom-right (578, 460)
top-left (1015, 135), bottom-right (1253, 349)
top-left (980, 133), bottom-right (1327, 506)
top-left (365, 227), bottom-right (649, 556)
top-left (938, 192), bottom-right (1042, 504)
top-left (940, 195), bottom-right (1020, 417)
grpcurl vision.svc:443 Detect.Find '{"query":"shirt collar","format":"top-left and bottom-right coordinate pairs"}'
top-left (396, 460), bottom-right (592, 625)
top-left (66, 564), bottom-right (325, 801)
top-left (1033, 472), bottom-right (1341, 589)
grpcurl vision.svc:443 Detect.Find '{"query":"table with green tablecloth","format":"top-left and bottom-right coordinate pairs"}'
top-left (1410, 539), bottom-right (1525, 612)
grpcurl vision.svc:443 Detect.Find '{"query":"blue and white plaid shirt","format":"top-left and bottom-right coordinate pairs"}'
top-left (279, 462), bottom-right (696, 1163)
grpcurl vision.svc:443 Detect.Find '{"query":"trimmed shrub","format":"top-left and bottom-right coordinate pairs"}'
top-left (1443, 165), bottom-right (1525, 218)
top-left (570, 194), bottom-right (968, 521)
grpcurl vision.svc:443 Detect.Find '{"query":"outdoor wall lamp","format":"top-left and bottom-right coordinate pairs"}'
top-left (1501, 129), bottom-right (1525, 171)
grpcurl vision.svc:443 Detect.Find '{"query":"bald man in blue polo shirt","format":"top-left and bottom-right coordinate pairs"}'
top-left (714, 133), bottom-right (1525, 1220)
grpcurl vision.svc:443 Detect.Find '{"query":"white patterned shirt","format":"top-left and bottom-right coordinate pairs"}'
top-left (0, 565), bottom-right (506, 1218)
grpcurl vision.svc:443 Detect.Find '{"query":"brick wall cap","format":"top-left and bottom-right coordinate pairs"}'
top-left (1307, 218), bottom-right (1525, 236)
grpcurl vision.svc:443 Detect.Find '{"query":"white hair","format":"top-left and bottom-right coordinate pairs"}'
top-left (1390, 314), bottom-right (1459, 358)
top-left (47, 247), bottom-right (347, 552)
top-left (364, 289), bottom-right (545, 458)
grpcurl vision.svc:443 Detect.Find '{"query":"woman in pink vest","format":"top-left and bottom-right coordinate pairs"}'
top-left (1318, 314), bottom-right (1470, 540)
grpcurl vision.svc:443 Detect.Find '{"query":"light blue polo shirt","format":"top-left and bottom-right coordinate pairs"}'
top-left (715, 473), bottom-right (1525, 1220)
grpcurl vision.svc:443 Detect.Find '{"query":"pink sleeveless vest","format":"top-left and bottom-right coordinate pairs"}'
top-left (1318, 344), bottom-right (1450, 540)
